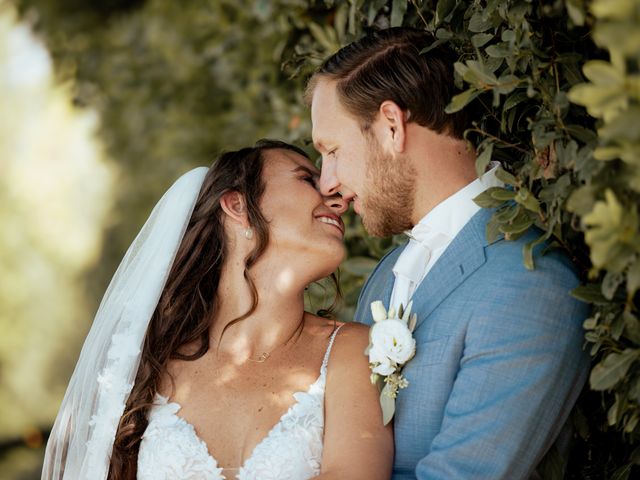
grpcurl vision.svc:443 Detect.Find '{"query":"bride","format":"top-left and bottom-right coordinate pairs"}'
top-left (42, 139), bottom-right (393, 480)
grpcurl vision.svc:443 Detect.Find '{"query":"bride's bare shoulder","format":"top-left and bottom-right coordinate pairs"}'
top-left (304, 314), bottom-right (369, 360)
top-left (330, 322), bottom-right (370, 362)
top-left (305, 315), bottom-right (368, 339)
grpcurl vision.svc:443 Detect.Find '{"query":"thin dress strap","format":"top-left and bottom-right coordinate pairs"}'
top-left (320, 323), bottom-right (344, 374)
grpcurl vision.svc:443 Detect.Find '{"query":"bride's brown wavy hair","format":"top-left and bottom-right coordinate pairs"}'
top-left (107, 139), bottom-right (340, 479)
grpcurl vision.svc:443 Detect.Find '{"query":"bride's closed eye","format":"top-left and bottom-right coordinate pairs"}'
top-left (301, 174), bottom-right (319, 188)
top-left (292, 165), bottom-right (320, 188)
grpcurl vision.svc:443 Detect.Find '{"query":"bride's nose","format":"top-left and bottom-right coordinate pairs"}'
top-left (323, 192), bottom-right (348, 216)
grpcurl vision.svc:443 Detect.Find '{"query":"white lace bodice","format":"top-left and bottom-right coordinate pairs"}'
top-left (137, 325), bottom-right (342, 480)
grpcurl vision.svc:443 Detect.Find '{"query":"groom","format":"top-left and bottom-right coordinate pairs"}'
top-left (307, 28), bottom-right (589, 479)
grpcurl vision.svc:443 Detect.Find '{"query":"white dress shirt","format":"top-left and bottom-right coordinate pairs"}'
top-left (389, 162), bottom-right (504, 311)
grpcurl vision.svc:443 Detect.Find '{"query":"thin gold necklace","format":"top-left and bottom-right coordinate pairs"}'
top-left (248, 351), bottom-right (272, 363)
top-left (247, 317), bottom-right (305, 363)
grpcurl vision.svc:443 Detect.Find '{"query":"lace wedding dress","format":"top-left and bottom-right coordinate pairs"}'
top-left (137, 325), bottom-right (342, 480)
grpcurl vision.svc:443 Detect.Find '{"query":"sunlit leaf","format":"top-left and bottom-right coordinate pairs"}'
top-left (515, 187), bottom-right (541, 213)
top-left (486, 43), bottom-right (510, 58)
top-left (499, 211), bottom-right (533, 235)
top-left (445, 88), bottom-right (479, 113)
top-left (474, 188), bottom-right (505, 208)
top-left (380, 383), bottom-right (396, 425)
top-left (471, 33), bottom-right (494, 48)
top-left (627, 257), bottom-right (640, 295)
top-left (590, 349), bottom-right (639, 390)
top-left (475, 142), bottom-right (494, 177)
top-left (566, 185), bottom-right (598, 216)
top-left (583, 190), bottom-right (638, 271)
top-left (435, 0), bottom-right (457, 26)
top-left (623, 312), bottom-right (640, 344)
top-left (495, 167), bottom-right (517, 186)
top-left (390, 0), bottom-right (408, 27)
top-left (583, 60), bottom-right (624, 85)
top-left (572, 284), bottom-right (610, 304)
top-left (602, 271), bottom-right (625, 300)
top-left (468, 11), bottom-right (494, 32)
top-left (566, 0), bottom-right (586, 26)
top-left (490, 187), bottom-right (516, 201)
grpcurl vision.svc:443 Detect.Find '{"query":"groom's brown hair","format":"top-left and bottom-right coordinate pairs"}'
top-left (306, 27), bottom-right (468, 139)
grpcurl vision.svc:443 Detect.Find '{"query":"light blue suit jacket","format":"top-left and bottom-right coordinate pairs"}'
top-left (355, 208), bottom-right (589, 479)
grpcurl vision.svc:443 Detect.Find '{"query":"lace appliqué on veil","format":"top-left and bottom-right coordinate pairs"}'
top-left (86, 311), bottom-right (142, 473)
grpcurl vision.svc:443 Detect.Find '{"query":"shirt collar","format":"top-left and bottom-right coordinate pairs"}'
top-left (407, 161), bottom-right (503, 242)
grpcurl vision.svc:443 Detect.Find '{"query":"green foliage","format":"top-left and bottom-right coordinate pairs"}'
top-left (13, 0), bottom-right (318, 310)
top-left (566, 1), bottom-right (640, 477)
top-left (9, 0), bottom-right (640, 477)
top-left (394, 1), bottom-right (639, 476)
top-left (284, 0), bottom-right (640, 476)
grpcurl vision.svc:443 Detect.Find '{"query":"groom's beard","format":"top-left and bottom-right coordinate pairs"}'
top-left (361, 137), bottom-right (416, 237)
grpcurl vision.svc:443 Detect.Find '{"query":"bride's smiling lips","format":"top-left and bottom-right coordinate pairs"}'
top-left (315, 213), bottom-right (345, 235)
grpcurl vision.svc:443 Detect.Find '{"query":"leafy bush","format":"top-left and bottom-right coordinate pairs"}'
top-left (282, 1), bottom-right (640, 476)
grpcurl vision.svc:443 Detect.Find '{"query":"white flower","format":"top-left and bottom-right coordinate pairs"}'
top-left (373, 362), bottom-right (396, 376)
top-left (370, 301), bottom-right (388, 322)
top-left (368, 345), bottom-right (396, 376)
top-left (370, 319), bottom-right (416, 365)
top-left (366, 300), bottom-right (418, 425)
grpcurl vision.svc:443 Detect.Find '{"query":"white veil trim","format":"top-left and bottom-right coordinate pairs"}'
top-left (42, 167), bottom-right (209, 480)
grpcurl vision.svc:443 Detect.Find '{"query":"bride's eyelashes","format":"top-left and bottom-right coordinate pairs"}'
top-left (301, 174), bottom-right (320, 188)
top-left (292, 165), bottom-right (320, 188)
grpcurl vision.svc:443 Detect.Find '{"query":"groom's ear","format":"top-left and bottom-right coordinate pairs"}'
top-left (379, 100), bottom-right (407, 153)
top-left (220, 191), bottom-right (249, 227)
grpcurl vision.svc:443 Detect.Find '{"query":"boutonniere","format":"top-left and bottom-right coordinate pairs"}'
top-left (365, 300), bottom-right (417, 425)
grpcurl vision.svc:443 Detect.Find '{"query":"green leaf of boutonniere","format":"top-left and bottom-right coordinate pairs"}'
top-left (380, 382), bottom-right (396, 426)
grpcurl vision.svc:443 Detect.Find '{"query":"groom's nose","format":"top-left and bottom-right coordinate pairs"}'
top-left (322, 192), bottom-right (348, 216)
top-left (319, 156), bottom-right (341, 197)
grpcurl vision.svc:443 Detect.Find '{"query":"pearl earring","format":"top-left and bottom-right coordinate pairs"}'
top-left (244, 227), bottom-right (254, 240)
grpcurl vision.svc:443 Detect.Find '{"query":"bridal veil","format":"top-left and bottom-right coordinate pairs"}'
top-left (42, 167), bottom-right (209, 480)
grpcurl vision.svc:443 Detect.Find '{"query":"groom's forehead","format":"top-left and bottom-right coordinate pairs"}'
top-left (310, 79), bottom-right (342, 120)
top-left (310, 79), bottom-right (364, 151)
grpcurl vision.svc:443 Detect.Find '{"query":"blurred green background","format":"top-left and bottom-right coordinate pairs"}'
top-left (0, 1), bottom-right (387, 477)
top-left (1, 0), bottom-right (639, 478)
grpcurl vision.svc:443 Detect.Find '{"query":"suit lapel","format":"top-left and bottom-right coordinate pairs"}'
top-left (375, 247), bottom-right (402, 307)
top-left (411, 208), bottom-right (496, 330)
top-left (380, 264), bottom-right (396, 306)
top-left (357, 246), bottom-right (403, 324)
